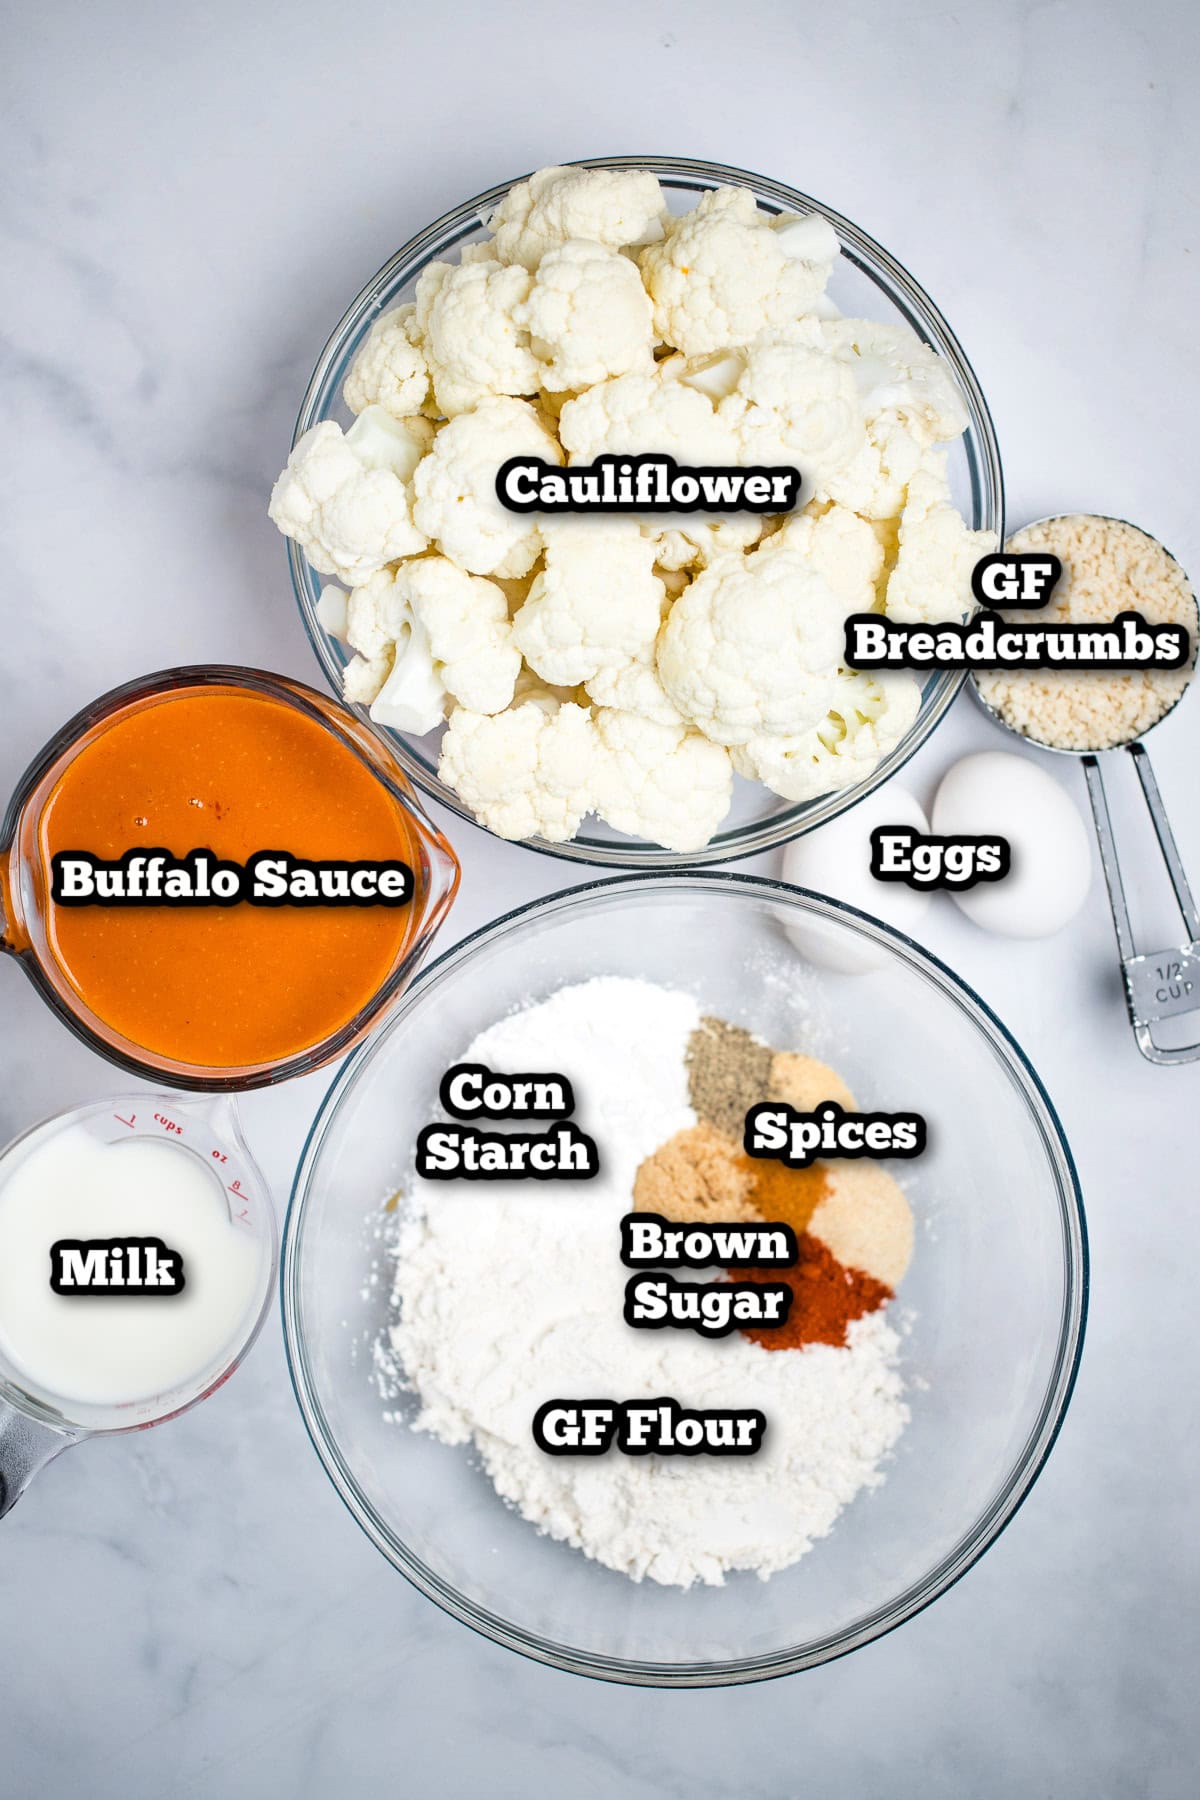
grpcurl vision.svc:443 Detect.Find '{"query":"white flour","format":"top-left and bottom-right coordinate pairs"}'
top-left (386, 977), bottom-right (908, 1588)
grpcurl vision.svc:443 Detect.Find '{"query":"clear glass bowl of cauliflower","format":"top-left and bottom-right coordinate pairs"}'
top-left (275, 157), bottom-right (1003, 864)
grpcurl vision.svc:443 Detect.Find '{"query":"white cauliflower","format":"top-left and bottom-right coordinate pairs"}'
top-left (402, 557), bottom-right (520, 714)
top-left (656, 546), bottom-right (846, 745)
top-left (648, 516), bottom-right (764, 570)
top-left (822, 414), bottom-right (927, 521)
top-left (592, 709), bottom-right (733, 852)
top-left (413, 259), bottom-right (539, 416)
top-left (276, 166), bottom-right (990, 850)
top-left (412, 396), bottom-right (561, 578)
top-left (438, 699), bottom-right (598, 842)
top-left (347, 559), bottom-right (518, 716)
top-left (558, 369), bottom-right (737, 465)
top-left (368, 622), bottom-right (447, 735)
top-left (822, 319), bottom-right (968, 447)
top-left (640, 188), bottom-right (838, 356)
top-left (489, 165), bottom-right (668, 270)
top-left (585, 658), bottom-right (684, 726)
top-left (660, 347), bottom-right (747, 402)
top-left (513, 520), bottom-right (665, 685)
top-left (732, 671), bottom-right (922, 802)
top-left (516, 239), bottom-right (655, 392)
top-left (268, 407), bottom-right (428, 584)
top-left (885, 458), bottom-right (996, 623)
top-left (342, 649), bottom-right (392, 706)
top-left (315, 584), bottom-right (350, 641)
top-left (719, 330), bottom-right (865, 494)
top-left (343, 305), bottom-right (432, 418)
top-left (758, 503), bottom-right (884, 612)
top-left (344, 567), bottom-right (448, 735)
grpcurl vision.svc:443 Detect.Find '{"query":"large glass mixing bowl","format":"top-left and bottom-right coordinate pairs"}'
top-left (289, 156), bottom-right (1004, 866)
top-left (282, 875), bottom-right (1085, 1686)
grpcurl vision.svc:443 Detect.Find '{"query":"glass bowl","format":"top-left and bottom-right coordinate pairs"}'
top-left (0, 667), bottom-right (460, 1091)
top-left (287, 154), bottom-right (1005, 867)
top-left (281, 875), bottom-right (1085, 1686)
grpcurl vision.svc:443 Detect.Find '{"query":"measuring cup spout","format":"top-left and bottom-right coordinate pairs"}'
top-left (0, 1401), bottom-right (81, 1520)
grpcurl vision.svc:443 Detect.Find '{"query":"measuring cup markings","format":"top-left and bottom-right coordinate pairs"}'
top-left (971, 515), bottom-right (1199, 1066)
top-left (0, 1091), bottom-right (278, 1517)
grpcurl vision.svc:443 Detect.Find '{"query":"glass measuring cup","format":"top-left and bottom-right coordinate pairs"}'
top-left (0, 1093), bottom-right (276, 1517)
top-left (0, 666), bottom-right (460, 1090)
top-left (971, 515), bottom-right (1199, 1065)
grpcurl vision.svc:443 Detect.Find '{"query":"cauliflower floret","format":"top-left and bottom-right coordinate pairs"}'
top-left (640, 188), bottom-right (838, 356)
top-left (315, 584), bottom-right (350, 641)
top-left (347, 559), bottom-right (518, 715)
top-left (592, 709), bottom-right (733, 852)
top-left (822, 414), bottom-right (927, 521)
top-left (719, 330), bottom-right (865, 494)
top-left (516, 240), bottom-right (655, 392)
top-left (558, 370), bottom-right (737, 465)
top-left (489, 165), bottom-right (668, 270)
top-left (660, 347), bottom-right (746, 402)
top-left (342, 649), bottom-right (392, 706)
top-left (368, 623), bottom-right (447, 735)
top-left (412, 259), bottom-right (539, 416)
top-left (656, 546), bottom-right (846, 745)
top-left (343, 305), bottom-right (432, 419)
top-left (885, 458), bottom-right (996, 623)
top-left (585, 658), bottom-right (685, 726)
top-left (438, 700), bottom-right (598, 842)
top-left (648, 516), bottom-right (765, 570)
top-left (268, 407), bottom-right (428, 584)
top-left (401, 558), bottom-right (520, 714)
top-left (343, 566), bottom-right (448, 735)
top-left (412, 397), bottom-right (561, 578)
top-left (732, 671), bottom-right (922, 801)
top-left (758, 503), bottom-right (884, 612)
top-left (513, 520), bottom-right (665, 685)
top-left (822, 319), bottom-right (968, 447)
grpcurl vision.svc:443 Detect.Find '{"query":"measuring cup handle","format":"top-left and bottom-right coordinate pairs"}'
top-left (0, 1401), bottom-right (80, 1520)
top-left (1083, 747), bottom-right (1200, 1065)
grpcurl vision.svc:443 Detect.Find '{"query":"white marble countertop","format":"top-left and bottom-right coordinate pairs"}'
top-left (2, 2), bottom-right (1198, 1793)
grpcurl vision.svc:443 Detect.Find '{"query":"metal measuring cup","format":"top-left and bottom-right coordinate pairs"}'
top-left (970, 515), bottom-right (1199, 1066)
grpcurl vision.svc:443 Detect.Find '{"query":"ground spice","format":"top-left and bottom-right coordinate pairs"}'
top-left (738, 1154), bottom-right (829, 1238)
top-left (734, 1233), bottom-right (893, 1350)
top-left (767, 1051), bottom-right (856, 1113)
top-left (686, 1017), bottom-right (773, 1140)
top-left (808, 1162), bottom-right (914, 1289)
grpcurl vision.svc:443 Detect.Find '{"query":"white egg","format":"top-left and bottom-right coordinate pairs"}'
top-left (779, 784), bottom-right (933, 974)
top-left (932, 751), bottom-right (1091, 938)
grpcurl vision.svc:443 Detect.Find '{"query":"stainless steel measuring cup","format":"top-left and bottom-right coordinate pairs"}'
top-left (0, 1093), bottom-right (276, 1517)
top-left (971, 515), bottom-right (1199, 1065)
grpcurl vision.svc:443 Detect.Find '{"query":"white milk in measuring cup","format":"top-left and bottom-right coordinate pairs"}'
top-left (0, 1096), bottom-right (276, 1515)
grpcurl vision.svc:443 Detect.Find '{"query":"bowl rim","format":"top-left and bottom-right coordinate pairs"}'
top-left (281, 871), bottom-right (1087, 1687)
top-left (286, 153), bottom-right (1006, 868)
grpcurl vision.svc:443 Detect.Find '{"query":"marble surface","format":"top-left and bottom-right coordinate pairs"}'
top-left (2, 1), bottom-right (1198, 1792)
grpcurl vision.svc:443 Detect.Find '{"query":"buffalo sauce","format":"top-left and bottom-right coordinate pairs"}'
top-left (36, 690), bottom-right (421, 1069)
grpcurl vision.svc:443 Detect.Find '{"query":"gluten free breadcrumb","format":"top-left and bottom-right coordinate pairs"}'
top-left (977, 515), bottom-right (1196, 751)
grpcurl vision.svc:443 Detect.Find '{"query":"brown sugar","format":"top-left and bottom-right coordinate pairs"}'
top-left (633, 1122), bottom-right (758, 1222)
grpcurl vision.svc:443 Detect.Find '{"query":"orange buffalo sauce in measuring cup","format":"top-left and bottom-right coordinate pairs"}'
top-left (0, 669), bottom-right (459, 1087)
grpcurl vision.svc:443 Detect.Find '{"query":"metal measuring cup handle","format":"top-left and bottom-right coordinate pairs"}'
top-left (1083, 743), bottom-right (1200, 1065)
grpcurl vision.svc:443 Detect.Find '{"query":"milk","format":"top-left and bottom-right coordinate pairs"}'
top-left (0, 1123), bottom-right (264, 1414)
